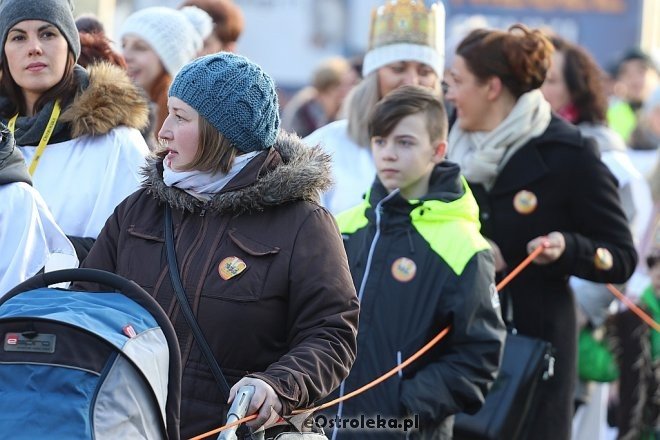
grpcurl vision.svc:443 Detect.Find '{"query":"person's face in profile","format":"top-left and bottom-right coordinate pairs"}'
top-left (541, 51), bottom-right (571, 113)
top-left (158, 96), bottom-right (200, 171)
top-left (445, 55), bottom-right (492, 132)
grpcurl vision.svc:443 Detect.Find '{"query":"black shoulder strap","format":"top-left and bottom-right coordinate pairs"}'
top-left (499, 287), bottom-right (516, 333)
top-left (164, 205), bottom-right (231, 399)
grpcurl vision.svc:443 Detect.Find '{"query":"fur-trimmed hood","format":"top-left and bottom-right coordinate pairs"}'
top-left (60, 63), bottom-right (150, 138)
top-left (142, 130), bottom-right (332, 214)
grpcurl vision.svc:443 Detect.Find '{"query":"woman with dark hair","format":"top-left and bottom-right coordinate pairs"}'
top-left (446, 25), bottom-right (638, 439)
top-left (542, 36), bottom-right (652, 437)
top-left (0, 0), bottom-right (150, 259)
top-left (542, 36), bottom-right (608, 125)
top-left (542, 36), bottom-right (652, 319)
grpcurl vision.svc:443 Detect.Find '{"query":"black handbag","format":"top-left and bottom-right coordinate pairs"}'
top-left (453, 292), bottom-right (554, 440)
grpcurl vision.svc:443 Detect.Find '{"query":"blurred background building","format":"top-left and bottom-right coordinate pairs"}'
top-left (67, 0), bottom-right (660, 92)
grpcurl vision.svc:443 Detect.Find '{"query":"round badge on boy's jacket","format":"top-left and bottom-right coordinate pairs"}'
top-left (391, 257), bottom-right (417, 282)
top-left (513, 190), bottom-right (538, 215)
top-left (219, 256), bottom-right (247, 280)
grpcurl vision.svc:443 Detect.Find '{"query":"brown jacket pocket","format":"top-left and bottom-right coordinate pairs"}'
top-left (202, 229), bottom-right (280, 302)
top-left (119, 227), bottom-right (166, 288)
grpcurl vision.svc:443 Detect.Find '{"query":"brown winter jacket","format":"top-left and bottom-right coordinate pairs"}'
top-left (81, 132), bottom-right (359, 438)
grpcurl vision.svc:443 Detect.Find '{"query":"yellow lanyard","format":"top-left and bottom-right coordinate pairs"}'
top-left (7, 100), bottom-right (61, 176)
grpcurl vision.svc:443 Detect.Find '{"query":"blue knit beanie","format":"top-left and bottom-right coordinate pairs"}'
top-left (169, 53), bottom-right (280, 153)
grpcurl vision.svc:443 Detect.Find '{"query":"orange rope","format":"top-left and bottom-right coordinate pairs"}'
top-left (293, 326), bottom-right (452, 415)
top-left (189, 327), bottom-right (452, 440)
top-left (190, 243), bottom-right (548, 440)
top-left (189, 415), bottom-right (258, 440)
top-left (496, 243), bottom-right (547, 291)
top-left (606, 283), bottom-right (660, 332)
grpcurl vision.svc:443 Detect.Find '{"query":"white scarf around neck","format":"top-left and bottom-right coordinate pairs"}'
top-left (163, 151), bottom-right (261, 200)
top-left (448, 89), bottom-right (552, 190)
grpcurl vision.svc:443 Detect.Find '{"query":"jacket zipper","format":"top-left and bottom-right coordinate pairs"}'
top-left (356, 189), bottom-right (400, 301)
top-left (332, 189), bottom-right (400, 440)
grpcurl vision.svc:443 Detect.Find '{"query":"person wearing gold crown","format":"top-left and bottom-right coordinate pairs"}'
top-left (304, 0), bottom-right (444, 215)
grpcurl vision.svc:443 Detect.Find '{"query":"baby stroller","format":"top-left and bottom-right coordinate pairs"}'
top-left (0, 268), bottom-right (181, 439)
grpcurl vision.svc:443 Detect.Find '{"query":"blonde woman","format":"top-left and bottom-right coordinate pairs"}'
top-left (305, 0), bottom-right (444, 214)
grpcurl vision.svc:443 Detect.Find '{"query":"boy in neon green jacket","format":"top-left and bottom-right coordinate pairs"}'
top-left (331, 86), bottom-right (505, 439)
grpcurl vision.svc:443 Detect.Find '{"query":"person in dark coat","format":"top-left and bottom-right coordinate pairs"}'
top-left (445, 25), bottom-right (638, 440)
top-left (81, 53), bottom-right (359, 439)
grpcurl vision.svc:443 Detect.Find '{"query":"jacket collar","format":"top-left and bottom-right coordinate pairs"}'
top-left (60, 62), bottom-right (150, 137)
top-left (366, 161), bottom-right (470, 225)
top-left (1, 63), bottom-right (149, 145)
top-left (488, 116), bottom-right (586, 195)
top-left (368, 161), bottom-right (466, 207)
top-left (142, 130), bottom-right (332, 215)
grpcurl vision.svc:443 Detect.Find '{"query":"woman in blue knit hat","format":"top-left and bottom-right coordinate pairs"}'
top-left (81, 52), bottom-right (359, 439)
top-left (0, 0), bottom-right (150, 260)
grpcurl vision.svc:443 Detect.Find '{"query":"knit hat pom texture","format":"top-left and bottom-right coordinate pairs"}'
top-left (119, 6), bottom-right (201, 76)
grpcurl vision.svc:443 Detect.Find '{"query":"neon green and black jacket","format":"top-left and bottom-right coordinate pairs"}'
top-left (330, 162), bottom-right (506, 439)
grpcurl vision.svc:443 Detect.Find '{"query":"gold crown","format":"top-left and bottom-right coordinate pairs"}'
top-left (368, 0), bottom-right (440, 50)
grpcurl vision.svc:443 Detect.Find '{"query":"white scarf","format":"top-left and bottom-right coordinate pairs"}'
top-left (163, 151), bottom-right (261, 200)
top-left (448, 89), bottom-right (552, 190)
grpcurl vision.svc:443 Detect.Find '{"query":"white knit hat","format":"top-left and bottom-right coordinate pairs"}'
top-left (362, 0), bottom-right (445, 79)
top-left (120, 6), bottom-right (202, 76)
top-left (180, 6), bottom-right (213, 52)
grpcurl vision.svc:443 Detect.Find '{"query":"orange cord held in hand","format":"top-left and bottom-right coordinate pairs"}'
top-left (190, 242), bottom-right (549, 440)
top-left (496, 242), bottom-right (547, 291)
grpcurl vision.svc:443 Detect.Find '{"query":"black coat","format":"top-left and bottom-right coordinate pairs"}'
top-left (469, 117), bottom-right (637, 440)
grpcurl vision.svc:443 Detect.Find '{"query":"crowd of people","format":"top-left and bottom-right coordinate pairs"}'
top-left (0, 0), bottom-right (658, 439)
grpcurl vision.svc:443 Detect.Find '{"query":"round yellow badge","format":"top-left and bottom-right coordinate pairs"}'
top-left (594, 248), bottom-right (613, 271)
top-left (513, 190), bottom-right (538, 215)
top-left (391, 257), bottom-right (417, 283)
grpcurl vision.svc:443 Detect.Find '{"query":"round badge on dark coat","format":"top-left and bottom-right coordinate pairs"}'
top-left (513, 190), bottom-right (538, 215)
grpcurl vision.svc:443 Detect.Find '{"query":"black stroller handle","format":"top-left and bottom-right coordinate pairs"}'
top-left (3, 268), bottom-right (146, 302)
